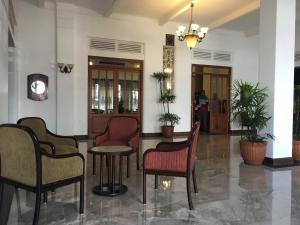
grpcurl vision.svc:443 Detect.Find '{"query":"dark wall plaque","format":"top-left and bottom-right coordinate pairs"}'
top-left (27, 74), bottom-right (48, 101)
top-left (166, 34), bottom-right (175, 46)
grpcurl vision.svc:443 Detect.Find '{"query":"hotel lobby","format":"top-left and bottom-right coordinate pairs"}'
top-left (0, 0), bottom-right (300, 224)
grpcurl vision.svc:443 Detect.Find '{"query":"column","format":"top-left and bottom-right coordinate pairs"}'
top-left (259, 0), bottom-right (296, 166)
top-left (56, 2), bottom-right (75, 135)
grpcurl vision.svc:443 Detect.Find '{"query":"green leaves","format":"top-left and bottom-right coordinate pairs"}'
top-left (159, 113), bottom-right (181, 126)
top-left (232, 80), bottom-right (274, 143)
top-left (151, 72), bottom-right (169, 82)
top-left (159, 89), bottom-right (176, 104)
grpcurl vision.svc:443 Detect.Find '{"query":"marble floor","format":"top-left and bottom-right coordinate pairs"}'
top-left (5, 134), bottom-right (300, 225)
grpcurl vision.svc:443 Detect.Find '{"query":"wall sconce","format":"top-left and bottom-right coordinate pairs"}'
top-left (57, 63), bottom-right (74, 73)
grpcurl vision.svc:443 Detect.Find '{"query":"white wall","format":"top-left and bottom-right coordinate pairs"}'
top-left (0, 1), bottom-right (9, 124)
top-left (16, 0), bottom-right (260, 135)
top-left (16, 0), bottom-right (57, 132)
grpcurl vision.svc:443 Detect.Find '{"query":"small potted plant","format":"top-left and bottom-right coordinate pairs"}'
top-left (152, 72), bottom-right (180, 138)
top-left (293, 85), bottom-right (300, 161)
top-left (232, 80), bottom-right (274, 166)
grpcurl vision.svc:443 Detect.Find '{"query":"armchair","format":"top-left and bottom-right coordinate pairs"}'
top-left (0, 124), bottom-right (85, 225)
top-left (93, 116), bottom-right (140, 177)
top-left (17, 117), bottom-right (78, 155)
top-left (143, 122), bottom-right (200, 210)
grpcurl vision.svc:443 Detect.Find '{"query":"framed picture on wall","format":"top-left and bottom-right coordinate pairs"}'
top-left (27, 74), bottom-right (48, 101)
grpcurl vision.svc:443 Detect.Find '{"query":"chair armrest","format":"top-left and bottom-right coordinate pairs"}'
top-left (46, 131), bottom-right (78, 148)
top-left (156, 140), bottom-right (188, 150)
top-left (41, 151), bottom-right (84, 161)
top-left (128, 131), bottom-right (139, 151)
top-left (39, 141), bottom-right (55, 154)
top-left (94, 130), bottom-right (109, 146)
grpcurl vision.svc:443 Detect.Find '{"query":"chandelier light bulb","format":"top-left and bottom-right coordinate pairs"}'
top-left (198, 32), bottom-right (205, 38)
top-left (191, 23), bottom-right (199, 31)
top-left (200, 27), bottom-right (209, 34)
top-left (176, 30), bottom-right (181, 36)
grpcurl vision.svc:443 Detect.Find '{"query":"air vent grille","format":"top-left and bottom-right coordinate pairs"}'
top-left (193, 49), bottom-right (232, 63)
top-left (90, 37), bottom-right (144, 54)
top-left (193, 50), bottom-right (212, 60)
top-left (90, 38), bottom-right (116, 51)
top-left (213, 52), bottom-right (231, 62)
top-left (295, 52), bottom-right (300, 62)
top-left (118, 41), bottom-right (143, 53)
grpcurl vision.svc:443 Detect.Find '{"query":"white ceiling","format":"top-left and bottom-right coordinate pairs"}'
top-left (36, 0), bottom-right (300, 35)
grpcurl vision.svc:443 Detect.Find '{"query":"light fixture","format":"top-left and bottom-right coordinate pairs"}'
top-left (176, 2), bottom-right (208, 49)
top-left (57, 63), bottom-right (74, 74)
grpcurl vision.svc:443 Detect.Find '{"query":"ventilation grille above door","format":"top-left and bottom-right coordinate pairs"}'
top-left (89, 37), bottom-right (144, 54)
top-left (193, 49), bottom-right (232, 63)
top-left (193, 50), bottom-right (212, 60)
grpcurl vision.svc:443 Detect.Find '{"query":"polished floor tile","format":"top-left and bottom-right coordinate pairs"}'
top-left (4, 135), bottom-right (300, 225)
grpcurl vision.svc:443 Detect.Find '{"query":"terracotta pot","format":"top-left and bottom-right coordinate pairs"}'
top-left (293, 140), bottom-right (300, 160)
top-left (240, 140), bottom-right (267, 166)
top-left (161, 126), bottom-right (174, 138)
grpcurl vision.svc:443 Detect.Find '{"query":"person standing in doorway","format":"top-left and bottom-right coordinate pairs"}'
top-left (197, 90), bottom-right (209, 132)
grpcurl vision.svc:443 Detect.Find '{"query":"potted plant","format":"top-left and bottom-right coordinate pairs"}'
top-left (152, 72), bottom-right (180, 138)
top-left (293, 85), bottom-right (300, 161)
top-left (232, 80), bottom-right (274, 166)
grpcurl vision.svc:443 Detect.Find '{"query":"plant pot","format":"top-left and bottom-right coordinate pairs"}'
top-left (293, 140), bottom-right (300, 161)
top-left (240, 140), bottom-right (267, 166)
top-left (161, 125), bottom-right (174, 138)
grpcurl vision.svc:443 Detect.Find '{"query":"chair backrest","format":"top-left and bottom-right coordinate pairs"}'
top-left (108, 116), bottom-right (139, 141)
top-left (188, 122), bottom-right (200, 170)
top-left (0, 124), bottom-right (40, 187)
top-left (17, 117), bottom-right (47, 141)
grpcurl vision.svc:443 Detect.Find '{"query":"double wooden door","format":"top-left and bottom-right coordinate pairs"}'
top-left (192, 65), bottom-right (231, 134)
top-left (88, 65), bottom-right (142, 137)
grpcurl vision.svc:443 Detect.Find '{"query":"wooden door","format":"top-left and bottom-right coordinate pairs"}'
top-left (88, 57), bottom-right (143, 138)
top-left (191, 65), bottom-right (231, 134)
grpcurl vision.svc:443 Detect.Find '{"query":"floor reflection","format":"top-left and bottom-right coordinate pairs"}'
top-left (3, 135), bottom-right (300, 225)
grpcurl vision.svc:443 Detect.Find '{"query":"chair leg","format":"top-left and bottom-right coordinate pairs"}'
top-left (33, 190), bottom-right (41, 225)
top-left (79, 177), bottom-right (84, 214)
top-left (143, 171), bottom-right (146, 204)
top-left (186, 175), bottom-right (194, 210)
top-left (43, 192), bottom-right (48, 203)
top-left (192, 169), bottom-right (198, 193)
top-left (136, 150), bottom-right (140, 170)
top-left (154, 175), bottom-right (158, 189)
top-left (127, 155), bottom-right (130, 178)
top-left (93, 154), bottom-right (96, 175)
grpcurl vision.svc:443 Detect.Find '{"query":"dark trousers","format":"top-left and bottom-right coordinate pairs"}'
top-left (0, 183), bottom-right (14, 225)
top-left (197, 111), bottom-right (208, 131)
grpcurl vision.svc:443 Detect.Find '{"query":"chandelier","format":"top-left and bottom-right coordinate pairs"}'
top-left (176, 2), bottom-right (208, 49)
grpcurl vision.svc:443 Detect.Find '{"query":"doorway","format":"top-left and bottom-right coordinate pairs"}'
top-left (88, 56), bottom-right (143, 138)
top-left (191, 64), bottom-right (231, 134)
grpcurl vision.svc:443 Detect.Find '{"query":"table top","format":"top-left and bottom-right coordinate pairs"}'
top-left (88, 145), bottom-right (133, 155)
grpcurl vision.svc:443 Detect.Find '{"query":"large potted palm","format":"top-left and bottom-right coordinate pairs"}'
top-left (152, 72), bottom-right (180, 138)
top-left (232, 80), bottom-right (274, 166)
top-left (293, 85), bottom-right (300, 161)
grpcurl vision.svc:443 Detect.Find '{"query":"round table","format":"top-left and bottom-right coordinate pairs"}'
top-left (88, 146), bottom-right (133, 196)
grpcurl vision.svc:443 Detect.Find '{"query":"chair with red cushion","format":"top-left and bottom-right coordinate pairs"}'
top-left (93, 116), bottom-right (140, 177)
top-left (143, 122), bottom-right (200, 210)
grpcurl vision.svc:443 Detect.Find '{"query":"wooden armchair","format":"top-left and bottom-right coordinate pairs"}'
top-left (143, 122), bottom-right (200, 210)
top-left (0, 124), bottom-right (85, 225)
top-left (17, 117), bottom-right (78, 155)
top-left (93, 116), bottom-right (140, 177)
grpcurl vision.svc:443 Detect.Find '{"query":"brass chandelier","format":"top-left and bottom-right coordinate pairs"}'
top-left (176, 2), bottom-right (208, 49)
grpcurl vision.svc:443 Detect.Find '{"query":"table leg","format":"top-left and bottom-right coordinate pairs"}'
top-left (107, 155), bottom-right (111, 185)
top-left (112, 156), bottom-right (115, 193)
top-left (119, 156), bottom-right (123, 186)
top-left (100, 155), bottom-right (103, 192)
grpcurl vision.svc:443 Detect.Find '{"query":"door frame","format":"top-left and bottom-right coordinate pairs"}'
top-left (191, 64), bottom-right (232, 132)
top-left (88, 56), bottom-right (144, 137)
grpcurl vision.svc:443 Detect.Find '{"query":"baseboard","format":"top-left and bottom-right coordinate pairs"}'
top-left (74, 135), bottom-right (88, 141)
top-left (142, 132), bottom-right (189, 138)
top-left (229, 130), bottom-right (243, 135)
top-left (263, 157), bottom-right (294, 168)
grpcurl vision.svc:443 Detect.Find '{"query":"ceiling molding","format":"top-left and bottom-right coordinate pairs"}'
top-left (158, 0), bottom-right (201, 26)
top-left (36, 0), bottom-right (45, 8)
top-left (207, 0), bottom-right (260, 30)
top-left (104, 0), bottom-right (121, 17)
